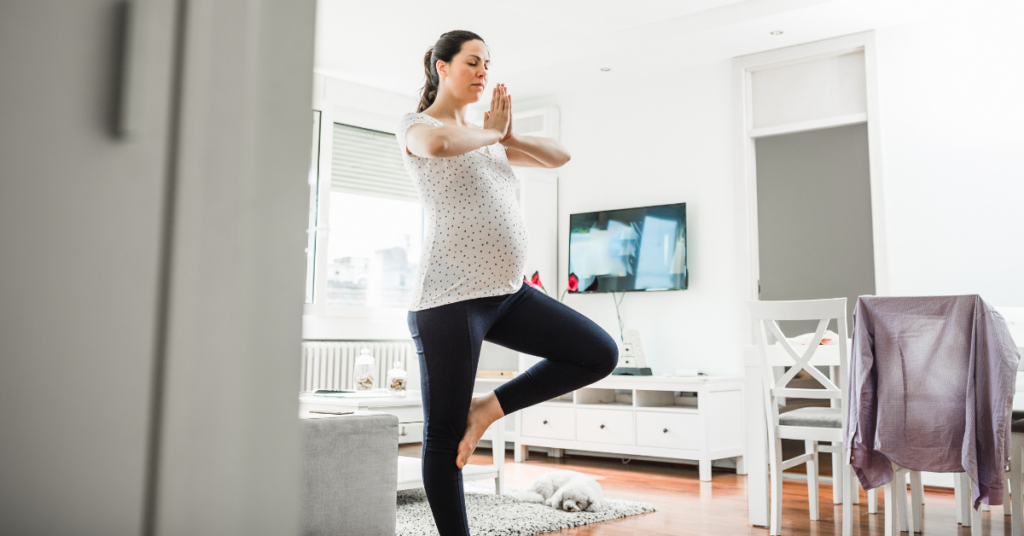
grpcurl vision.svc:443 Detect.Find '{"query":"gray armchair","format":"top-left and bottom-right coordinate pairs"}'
top-left (301, 412), bottom-right (399, 536)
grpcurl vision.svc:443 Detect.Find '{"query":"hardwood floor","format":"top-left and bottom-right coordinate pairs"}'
top-left (399, 443), bottom-right (1011, 535)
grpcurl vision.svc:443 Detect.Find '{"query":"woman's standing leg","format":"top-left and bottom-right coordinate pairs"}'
top-left (407, 300), bottom-right (486, 536)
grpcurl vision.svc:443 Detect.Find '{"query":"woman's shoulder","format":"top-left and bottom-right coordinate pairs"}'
top-left (400, 111), bottom-right (443, 125)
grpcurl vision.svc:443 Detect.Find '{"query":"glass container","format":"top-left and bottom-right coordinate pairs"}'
top-left (353, 349), bottom-right (375, 391)
top-left (386, 361), bottom-right (408, 396)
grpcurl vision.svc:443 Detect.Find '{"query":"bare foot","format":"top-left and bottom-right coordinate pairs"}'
top-left (456, 392), bottom-right (505, 470)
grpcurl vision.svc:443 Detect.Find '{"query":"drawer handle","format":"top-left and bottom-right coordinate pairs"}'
top-left (663, 428), bottom-right (669, 433)
top-left (600, 424), bottom-right (605, 429)
top-left (542, 420), bottom-right (548, 425)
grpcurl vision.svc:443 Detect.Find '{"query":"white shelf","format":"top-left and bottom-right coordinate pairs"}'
top-left (513, 372), bottom-right (745, 482)
top-left (575, 403), bottom-right (634, 411)
top-left (537, 401), bottom-right (573, 407)
top-left (633, 406), bottom-right (699, 414)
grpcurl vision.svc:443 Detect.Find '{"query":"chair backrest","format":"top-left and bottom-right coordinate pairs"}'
top-left (748, 298), bottom-right (850, 433)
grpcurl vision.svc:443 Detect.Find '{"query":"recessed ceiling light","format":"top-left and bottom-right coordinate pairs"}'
top-left (600, 67), bottom-right (611, 72)
top-left (770, 30), bottom-right (784, 35)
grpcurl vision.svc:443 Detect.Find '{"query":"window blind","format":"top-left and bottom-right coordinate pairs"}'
top-left (331, 123), bottom-right (418, 203)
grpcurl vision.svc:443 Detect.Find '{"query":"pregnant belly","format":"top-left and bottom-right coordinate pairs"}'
top-left (428, 219), bottom-right (529, 288)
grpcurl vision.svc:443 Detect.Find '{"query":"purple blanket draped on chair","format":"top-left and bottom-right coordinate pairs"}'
top-left (846, 295), bottom-right (1020, 508)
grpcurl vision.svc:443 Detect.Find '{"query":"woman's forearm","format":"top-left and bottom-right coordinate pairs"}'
top-left (503, 134), bottom-right (571, 167)
top-left (425, 125), bottom-right (503, 158)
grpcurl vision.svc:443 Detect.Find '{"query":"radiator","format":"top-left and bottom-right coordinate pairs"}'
top-left (300, 340), bottom-right (415, 392)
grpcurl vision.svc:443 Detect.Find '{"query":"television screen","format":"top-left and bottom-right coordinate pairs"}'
top-left (568, 202), bottom-right (687, 293)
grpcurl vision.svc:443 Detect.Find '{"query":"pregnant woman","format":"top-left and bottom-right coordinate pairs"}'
top-left (398, 30), bottom-right (620, 535)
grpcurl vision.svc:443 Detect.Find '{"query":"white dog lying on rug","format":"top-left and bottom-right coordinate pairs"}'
top-left (511, 470), bottom-right (605, 512)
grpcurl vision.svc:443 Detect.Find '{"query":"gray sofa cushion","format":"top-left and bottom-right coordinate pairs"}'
top-left (302, 412), bottom-right (399, 536)
top-left (779, 406), bottom-right (842, 429)
top-left (1012, 419), bottom-right (1024, 434)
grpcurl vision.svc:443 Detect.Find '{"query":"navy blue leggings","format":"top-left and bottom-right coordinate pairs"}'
top-left (406, 282), bottom-right (619, 536)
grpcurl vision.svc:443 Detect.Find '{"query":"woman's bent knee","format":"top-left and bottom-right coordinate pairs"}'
top-left (593, 332), bottom-right (619, 377)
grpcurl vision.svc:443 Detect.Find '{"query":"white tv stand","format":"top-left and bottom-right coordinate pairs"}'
top-left (513, 375), bottom-right (745, 481)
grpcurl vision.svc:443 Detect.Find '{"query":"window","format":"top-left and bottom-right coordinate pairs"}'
top-left (325, 192), bottom-right (422, 309)
top-left (305, 120), bottom-right (423, 313)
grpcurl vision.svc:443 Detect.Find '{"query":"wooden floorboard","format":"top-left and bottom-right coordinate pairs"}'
top-left (399, 443), bottom-right (1011, 535)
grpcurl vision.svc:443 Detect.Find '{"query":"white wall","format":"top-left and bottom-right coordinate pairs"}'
top-left (537, 59), bottom-right (743, 377)
top-left (533, 2), bottom-right (1024, 377)
top-left (874, 2), bottom-right (1024, 306)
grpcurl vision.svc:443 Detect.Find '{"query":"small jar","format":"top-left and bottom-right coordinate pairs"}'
top-left (353, 349), bottom-right (375, 391)
top-left (386, 361), bottom-right (408, 396)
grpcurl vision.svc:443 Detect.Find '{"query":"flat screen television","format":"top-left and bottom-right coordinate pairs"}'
top-left (568, 202), bottom-right (687, 293)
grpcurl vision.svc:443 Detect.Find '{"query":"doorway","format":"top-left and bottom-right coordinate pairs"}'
top-left (734, 31), bottom-right (889, 337)
top-left (755, 123), bottom-right (875, 335)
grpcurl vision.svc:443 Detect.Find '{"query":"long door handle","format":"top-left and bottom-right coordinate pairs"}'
top-left (117, 0), bottom-right (149, 138)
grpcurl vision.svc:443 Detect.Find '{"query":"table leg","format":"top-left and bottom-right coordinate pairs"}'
top-left (699, 459), bottom-right (712, 482)
top-left (514, 442), bottom-right (528, 463)
top-left (492, 417), bottom-right (505, 495)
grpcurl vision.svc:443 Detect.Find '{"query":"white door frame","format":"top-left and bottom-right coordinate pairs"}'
top-left (733, 31), bottom-right (889, 339)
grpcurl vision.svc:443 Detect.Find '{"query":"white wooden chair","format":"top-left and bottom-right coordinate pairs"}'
top-left (749, 298), bottom-right (853, 536)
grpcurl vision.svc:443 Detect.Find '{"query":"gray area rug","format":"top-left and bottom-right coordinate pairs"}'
top-left (396, 480), bottom-right (656, 536)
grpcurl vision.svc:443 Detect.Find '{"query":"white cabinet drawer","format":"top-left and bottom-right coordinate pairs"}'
top-left (636, 411), bottom-right (699, 450)
top-left (575, 408), bottom-right (634, 445)
top-left (521, 405), bottom-right (575, 440)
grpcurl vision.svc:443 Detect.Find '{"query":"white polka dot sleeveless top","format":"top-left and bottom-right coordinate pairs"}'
top-left (396, 112), bottom-right (529, 311)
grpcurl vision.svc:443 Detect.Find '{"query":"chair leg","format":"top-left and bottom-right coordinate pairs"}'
top-left (896, 470), bottom-right (910, 533)
top-left (971, 475), bottom-right (983, 536)
top-left (842, 459), bottom-right (853, 536)
top-left (955, 473), bottom-right (964, 525)
top-left (1011, 433), bottom-right (1023, 536)
top-left (959, 473), bottom-right (973, 528)
top-left (849, 447), bottom-right (861, 505)
top-left (1005, 474), bottom-right (1011, 517)
top-left (910, 471), bottom-right (923, 533)
top-left (868, 487), bottom-right (878, 514)
top-left (884, 479), bottom-right (901, 536)
top-left (833, 441), bottom-right (844, 505)
top-left (770, 437), bottom-right (783, 536)
top-left (912, 471), bottom-right (924, 505)
top-left (805, 440), bottom-right (819, 521)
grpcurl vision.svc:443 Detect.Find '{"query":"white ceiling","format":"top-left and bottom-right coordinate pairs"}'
top-left (314, 0), bottom-right (940, 103)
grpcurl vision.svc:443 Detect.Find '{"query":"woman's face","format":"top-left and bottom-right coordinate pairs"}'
top-left (438, 39), bottom-right (489, 103)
